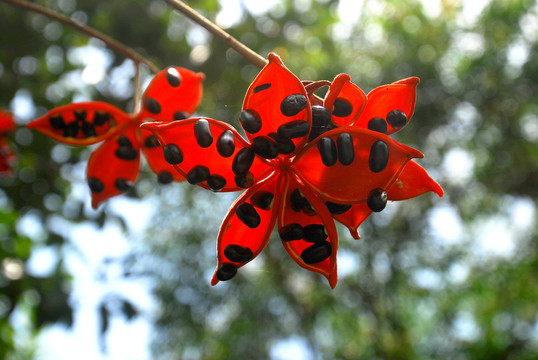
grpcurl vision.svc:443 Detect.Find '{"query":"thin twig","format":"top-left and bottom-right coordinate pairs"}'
top-left (0, 0), bottom-right (160, 73)
top-left (132, 62), bottom-right (141, 115)
top-left (165, 0), bottom-right (268, 69)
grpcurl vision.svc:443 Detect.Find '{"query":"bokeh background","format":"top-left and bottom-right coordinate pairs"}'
top-left (1, 0), bottom-right (537, 359)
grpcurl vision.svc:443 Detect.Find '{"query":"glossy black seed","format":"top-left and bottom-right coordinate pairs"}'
top-left (386, 109), bottom-right (407, 129)
top-left (332, 98), bottom-right (353, 117)
top-left (158, 171), bottom-right (173, 184)
top-left (163, 143), bottom-right (183, 165)
top-left (144, 97), bottom-right (161, 114)
top-left (253, 83), bottom-right (271, 93)
top-left (93, 111), bottom-right (110, 126)
top-left (173, 111), bottom-right (188, 121)
top-left (117, 135), bottom-right (132, 147)
top-left (236, 202), bottom-right (261, 228)
top-left (232, 148), bottom-right (255, 175)
top-left (317, 137), bottom-right (337, 166)
top-left (166, 67), bottom-right (181, 87)
top-left (302, 200), bottom-right (316, 216)
top-left (280, 94), bottom-right (308, 116)
top-left (308, 125), bottom-right (329, 141)
top-left (82, 122), bottom-right (96, 137)
top-left (312, 105), bottom-right (332, 127)
top-left (301, 242), bottom-right (332, 264)
top-left (290, 189), bottom-right (306, 212)
top-left (186, 165), bottom-right (210, 185)
top-left (369, 140), bottom-right (389, 173)
top-left (268, 132), bottom-right (295, 155)
top-left (194, 119), bottom-right (213, 148)
top-left (277, 121), bottom-right (310, 139)
top-left (367, 117), bottom-right (387, 133)
top-left (326, 201), bottom-right (352, 215)
top-left (207, 174), bottom-right (226, 191)
top-left (144, 135), bottom-right (160, 148)
top-left (337, 132), bottom-right (354, 165)
top-left (251, 136), bottom-right (279, 159)
top-left (303, 224), bottom-right (328, 243)
top-left (224, 245), bottom-right (253, 263)
top-left (115, 136), bottom-right (138, 161)
top-left (216, 130), bottom-right (235, 158)
top-left (239, 109), bottom-right (262, 134)
top-left (279, 223), bottom-right (304, 241)
top-left (114, 178), bottom-right (132, 192)
top-left (74, 110), bottom-right (87, 122)
top-left (367, 188), bottom-right (387, 212)
top-left (88, 177), bottom-right (104, 193)
top-left (251, 191), bottom-right (274, 210)
top-left (49, 114), bottom-right (65, 129)
top-left (216, 263), bottom-right (237, 281)
top-left (63, 121), bottom-right (79, 138)
top-left (234, 172), bottom-right (254, 188)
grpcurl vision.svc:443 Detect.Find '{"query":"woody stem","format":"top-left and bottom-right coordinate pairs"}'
top-left (165, 0), bottom-right (268, 69)
top-left (0, 0), bottom-right (160, 73)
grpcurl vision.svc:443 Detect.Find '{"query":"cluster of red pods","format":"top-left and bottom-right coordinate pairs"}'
top-left (27, 53), bottom-right (443, 287)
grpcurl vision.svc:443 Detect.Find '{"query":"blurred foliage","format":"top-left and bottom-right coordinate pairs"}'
top-left (0, 0), bottom-right (537, 359)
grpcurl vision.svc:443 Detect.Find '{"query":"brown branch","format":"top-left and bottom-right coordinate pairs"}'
top-left (165, 0), bottom-right (268, 69)
top-left (0, 0), bottom-right (160, 73)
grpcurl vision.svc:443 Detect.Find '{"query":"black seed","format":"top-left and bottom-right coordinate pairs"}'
top-left (308, 125), bottom-right (329, 141)
top-left (317, 137), bottom-right (337, 167)
top-left (235, 172), bottom-right (254, 188)
top-left (240, 109), bottom-right (262, 134)
top-left (236, 203), bottom-right (261, 228)
top-left (367, 117), bottom-right (388, 133)
top-left (174, 111), bottom-right (188, 121)
top-left (144, 135), bottom-right (160, 148)
top-left (280, 94), bottom-right (308, 116)
top-left (186, 165), bottom-right (210, 185)
top-left (165, 67), bottom-right (181, 87)
top-left (302, 200), bottom-right (316, 216)
top-left (251, 136), bottom-right (279, 159)
top-left (82, 122), bottom-right (96, 138)
top-left (194, 119), bottom-right (213, 148)
top-left (224, 245), bottom-right (253, 263)
top-left (251, 191), bottom-right (274, 210)
top-left (386, 109), bottom-right (407, 130)
top-left (326, 201), bottom-right (352, 215)
top-left (158, 171), bottom-right (173, 184)
top-left (115, 136), bottom-right (138, 160)
top-left (163, 143), bottom-right (183, 165)
top-left (290, 189), bottom-right (306, 212)
top-left (232, 148), bottom-right (255, 175)
top-left (367, 188), bottom-right (387, 212)
top-left (117, 135), bottom-right (132, 147)
top-left (114, 178), bottom-right (132, 192)
top-left (253, 83), bottom-right (271, 93)
top-left (74, 110), bottom-right (87, 122)
top-left (332, 98), bottom-right (353, 117)
top-left (217, 130), bottom-right (235, 158)
top-left (88, 177), bottom-right (104, 193)
top-left (268, 132), bottom-right (295, 155)
top-left (144, 97), bottom-right (161, 114)
top-left (216, 263), bottom-right (237, 281)
top-left (369, 140), bottom-right (389, 173)
top-left (63, 121), bottom-right (78, 138)
top-left (303, 224), bottom-right (328, 243)
top-left (279, 223), bottom-right (304, 241)
top-left (277, 121), bottom-right (310, 139)
top-left (301, 242), bottom-right (332, 264)
top-left (337, 132), bottom-right (354, 165)
top-left (312, 105), bottom-right (332, 127)
top-left (49, 114), bottom-right (65, 129)
top-left (93, 111), bottom-right (110, 126)
top-left (208, 174), bottom-right (226, 191)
